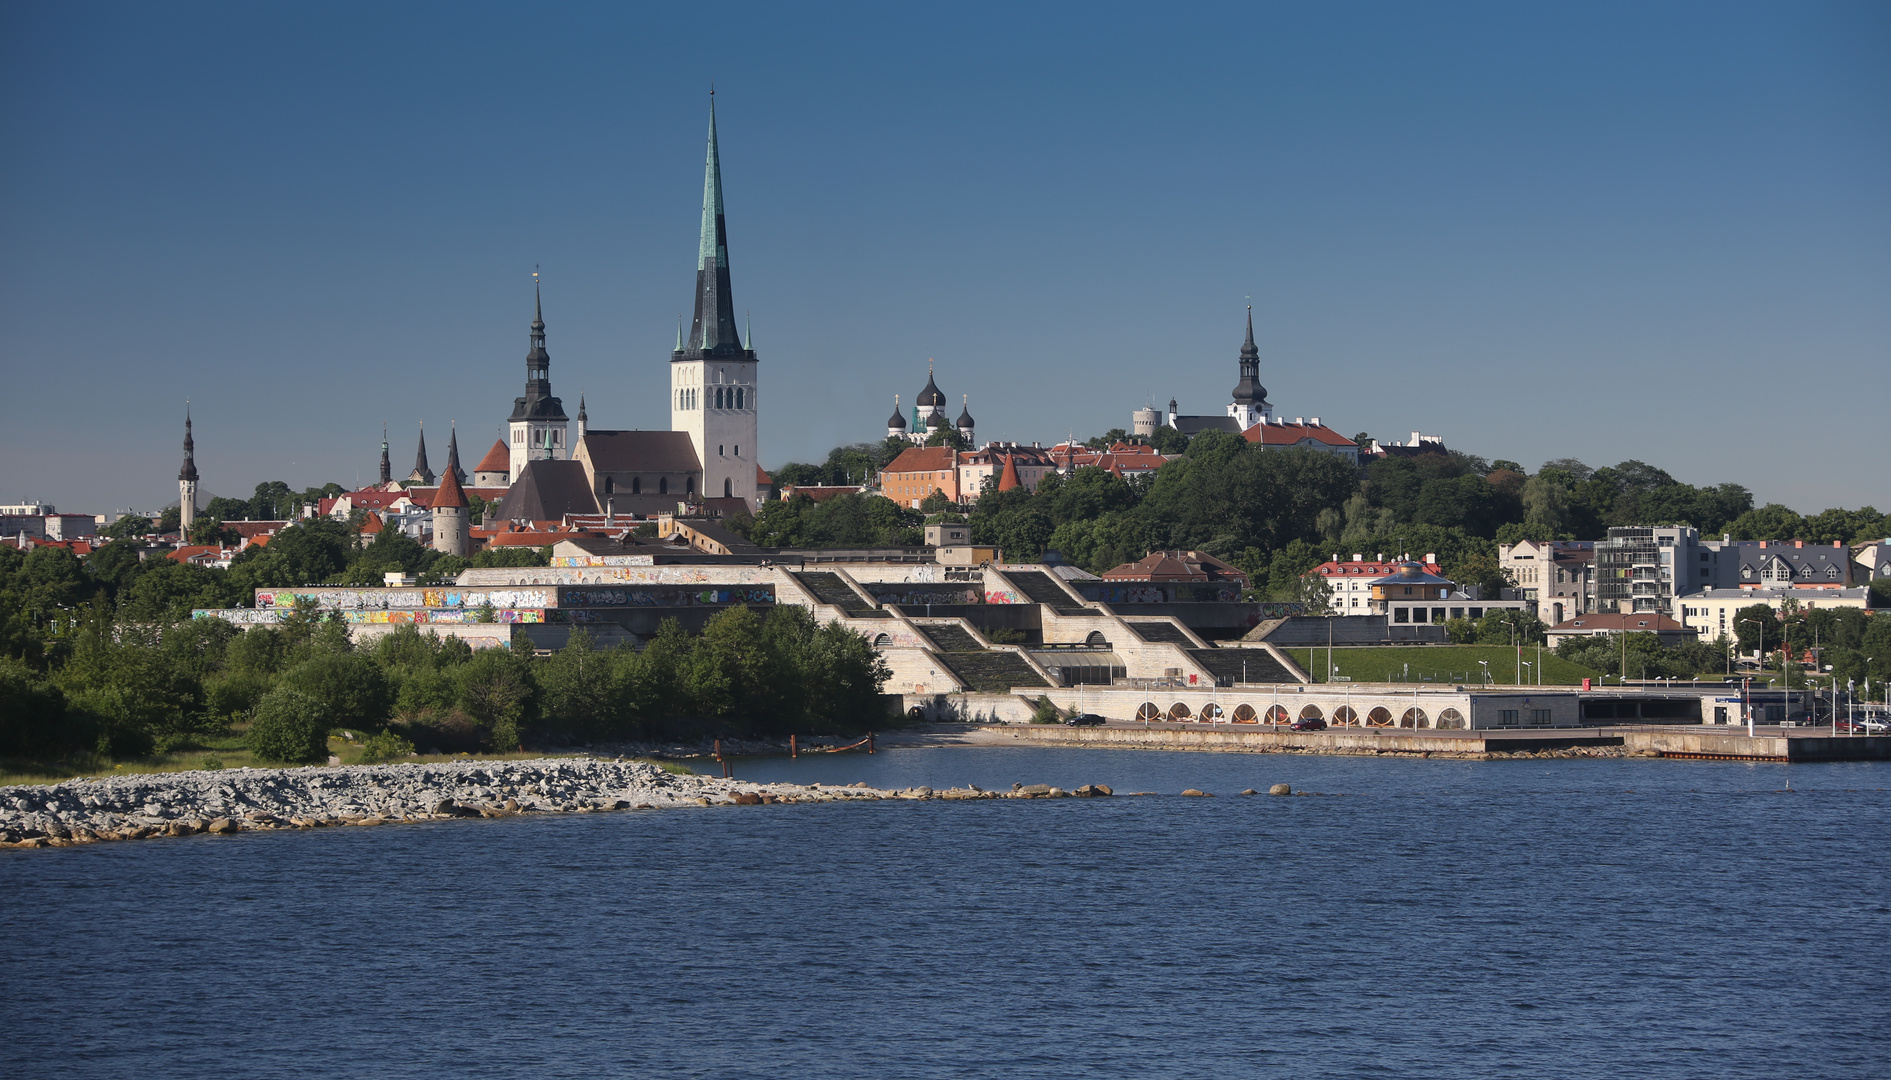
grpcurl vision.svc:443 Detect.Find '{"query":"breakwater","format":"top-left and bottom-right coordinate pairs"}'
top-left (0, 758), bottom-right (1119, 849)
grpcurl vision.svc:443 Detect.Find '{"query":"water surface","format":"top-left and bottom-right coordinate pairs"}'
top-left (3, 749), bottom-right (1886, 1079)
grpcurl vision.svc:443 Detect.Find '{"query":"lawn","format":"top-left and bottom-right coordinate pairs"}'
top-left (1288, 645), bottom-right (1603, 686)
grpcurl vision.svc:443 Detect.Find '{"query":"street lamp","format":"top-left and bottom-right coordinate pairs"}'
top-left (1477, 659), bottom-right (1491, 689)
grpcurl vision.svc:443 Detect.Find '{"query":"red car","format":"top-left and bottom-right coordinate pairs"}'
top-left (1289, 717), bottom-right (1327, 731)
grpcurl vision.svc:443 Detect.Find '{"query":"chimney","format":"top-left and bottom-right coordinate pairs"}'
top-left (1309, 416), bottom-right (1320, 427)
top-left (1376, 552), bottom-right (1384, 563)
top-left (1794, 540), bottom-right (1803, 548)
top-left (1425, 553), bottom-right (1436, 564)
top-left (1352, 553), bottom-right (1364, 562)
top-left (1295, 417), bottom-right (1304, 425)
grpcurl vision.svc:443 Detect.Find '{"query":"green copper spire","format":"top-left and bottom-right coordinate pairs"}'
top-left (675, 91), bottom-right (752, 362)
top-left (697, 96), bottom-right (726, 273)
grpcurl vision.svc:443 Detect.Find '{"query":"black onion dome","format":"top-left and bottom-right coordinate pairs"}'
top-left (926, 409), bottom-right (947, 429)
top-left (957, 403), bottom-right (975, 429)
top-left (887, 400), bottom-right (908, 428)
top-left (917, 372), bottom-right (945, 407)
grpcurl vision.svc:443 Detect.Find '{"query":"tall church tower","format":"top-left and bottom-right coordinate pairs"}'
top-left (671, 93), bottom-right (758, 505)
top-left (178, 405), bottom-right (199, 532)
top-left (509, 274), bottom-right (569, 482)
top-left (1228, 305), bottom-right (1272, 429)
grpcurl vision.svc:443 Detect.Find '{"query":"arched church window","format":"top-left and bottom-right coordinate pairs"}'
top-left (631, 477), bottom-right (641, 494)
top-left (715, 388), bottom-right (724, 409)
top-left (686, 477), bottom-right (696, 495)
top-left (658, 478), bottom-right (668, 495)
top-left (735, 388), bottom-right (744, 409)
top-left (723, 478), bottom-right (732, 498)
top-left (603, 478), bottom-right (615, 494)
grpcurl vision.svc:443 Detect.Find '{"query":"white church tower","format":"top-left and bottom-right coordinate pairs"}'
top-left (670, 92), bottom-right (758, 506)
top-left (177, 405), bottom-right (199, 532)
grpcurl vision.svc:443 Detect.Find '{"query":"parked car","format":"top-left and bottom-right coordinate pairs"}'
top-left (1289, 717), bottom-right (1327, 731)
top-left (1064, 713), bottom-right (1107, 727)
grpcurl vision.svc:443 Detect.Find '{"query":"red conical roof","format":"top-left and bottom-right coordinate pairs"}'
top-left (430, 467), bottom-right (469, 509)
top-left (473, 439), bottom-right (510, 474)
top-left (997, 453), bottom-right (1021, 492)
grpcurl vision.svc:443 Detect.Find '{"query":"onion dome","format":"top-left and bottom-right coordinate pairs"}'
top-left (926, 409), bottom-right (947, 429)
top-left (887, 395), bottom-right (907, 429)
top-left (917, 369), bottom-right (945, 408)
top-left (957, 395), bottom-right (975, 430)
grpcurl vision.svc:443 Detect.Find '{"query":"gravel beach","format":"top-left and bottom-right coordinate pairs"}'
top-left (0, 758), bottom-right (1025, 849)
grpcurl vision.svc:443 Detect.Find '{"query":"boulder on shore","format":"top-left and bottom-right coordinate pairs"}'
top-left (1269, 783), bottom-right (1293, 796)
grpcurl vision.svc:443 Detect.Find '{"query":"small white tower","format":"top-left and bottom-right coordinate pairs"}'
top-left (430, 468), bottom-right (469, 556)
top-left (177, 405), bottom-right (199, 532)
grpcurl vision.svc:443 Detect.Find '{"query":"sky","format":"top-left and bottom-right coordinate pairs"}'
top-left (2, 1), bottom-right (1886, 517)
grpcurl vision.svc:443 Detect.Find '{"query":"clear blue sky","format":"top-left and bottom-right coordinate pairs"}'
top-left (2, 2), bottom-right (1885, 516)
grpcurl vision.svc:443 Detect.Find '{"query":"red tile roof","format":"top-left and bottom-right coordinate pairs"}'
top-left (884, 446), bottom-right (958, 473)
top-left (1551, 612), bottom-right (1686, 633)
top-left (474, 439), bottom-right (510, 474)
top-left (1242, 422), bottom-right (1357, 447)
top-left (430, 468), bottom-right (469, 509)
top-left (997, 454), bottom-right (1021, 492)
top-left (1102, 550), bottom-right (1249, 585)
top-left (358, 512), bottom-right (384, 534)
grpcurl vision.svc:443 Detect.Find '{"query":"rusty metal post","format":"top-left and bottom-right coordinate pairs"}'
top-left (868, 731), bottom-right (876, 754)
top-left (790, 734), bottom-right (797, 758)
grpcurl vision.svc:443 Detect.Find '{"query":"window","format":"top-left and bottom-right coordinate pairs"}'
top-left (1499, 709), bottom-right (1519, 726)
top-left (735, 388), bottom-right (744, 409)
top-left (631, 477), bottom-right (641, 494)
top-left (658, 477), bottom-right (668, 495)
top-left (1530, 709), bottom-right (1552, 725)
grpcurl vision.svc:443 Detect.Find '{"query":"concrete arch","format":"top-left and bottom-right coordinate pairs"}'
top-left (1436, 707), bottom-right (1465, 729)
top-left (1298, 704), bottom-right (1324, 720)
top-left (1367, 707), bottom-right (1394, 727)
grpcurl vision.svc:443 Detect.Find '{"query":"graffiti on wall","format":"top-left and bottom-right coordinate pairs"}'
top-left (558, 587), bottom-right (775, 608)
top-left (870, 586), bottom-right (983, 607)
top-left (984, 590), bottom-right (1025, 605)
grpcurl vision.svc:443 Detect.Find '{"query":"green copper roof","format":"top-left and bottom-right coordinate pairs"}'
top-left (698, 99), bottom-right (726, 272)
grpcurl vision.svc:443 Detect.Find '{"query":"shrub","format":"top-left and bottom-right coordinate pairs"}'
top-left (1030, 695), bottom-right (1062, 724)
top-left (245, 687), bottom-right (330, 764)
top-left (355, 730), bottom-right (415, 764)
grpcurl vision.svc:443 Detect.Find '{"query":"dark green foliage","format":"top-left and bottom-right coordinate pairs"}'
top-left (0, 656), bottom-right (79, 756)
top-left (738, 493), bottom-right (923, 548)
top-left (470, 545), bottom-right (551, 568)
top-left (245, 687), bottom-right (330, 763)
top-left (281, 651), bottom-right (392, 733)
top-left (457, 647), bottom-right (535, 751)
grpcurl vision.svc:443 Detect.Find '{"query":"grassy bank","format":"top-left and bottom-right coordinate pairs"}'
top-left (1289, 645), bottom-right (1602, 686)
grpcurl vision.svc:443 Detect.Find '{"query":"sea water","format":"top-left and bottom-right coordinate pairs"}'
top-left (2, 749), bottom-right (1886, 1079)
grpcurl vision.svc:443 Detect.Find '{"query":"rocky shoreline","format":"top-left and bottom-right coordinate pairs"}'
top-left (0, 758), bottom-right (1121, 850)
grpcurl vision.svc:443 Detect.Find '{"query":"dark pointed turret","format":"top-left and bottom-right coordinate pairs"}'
top-left (408, 423), bottom-right (435, 485)
top-left (1231, 305), bottom-right (1268, 411)
top-left (887, 395), bottom-right (908, 431)
top-left (378, 425), bottom-right (391, 485)
top-left (674, 93), bottom-right (756, 365)
top-left (956, 395), bottom-right (975, 432)
top-left (444, 423), bottom-right (465, 484)
top-left (178, 406), bottom-right (199, 483)
top-left (511, 275), bottom-right (568, 424)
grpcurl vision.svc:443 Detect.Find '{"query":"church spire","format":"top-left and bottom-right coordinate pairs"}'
top-left (444, 422), bottom-right (465, 484)
top-left (178, 404), bottom-right (198, 483)
top-left (379, 424), bottom-right (391, 485)
top-left (676, 92), bottom-right (751, 362)
top-left (1230, 304), bottom-right (1268, 423)
top-left (409, 422), bottom-right (435, 485)
top-left (510, 269), bottom-right (567, 426)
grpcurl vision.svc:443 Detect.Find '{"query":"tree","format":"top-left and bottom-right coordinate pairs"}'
top-left (99, 515), bottom-right (152, 541)
top-left (1447, 552), bottom-right (1512, 601)
top-left (1149, 426), bottom-right (1189, 455)
top-left (1731, 603), bottom-right (1782, 654)
top-left (246, 687), bottom-right (330, 763)
top-left (1727, 503), bottom-right (1805, 542)
top-left (534, 630), bottom-right (619, 739)
top-left (282, 651), bottom-right (392, 732)
top-left (923, 428), bottom-right (965, 450)
top-left (457, 647), bottom-right (534, 750)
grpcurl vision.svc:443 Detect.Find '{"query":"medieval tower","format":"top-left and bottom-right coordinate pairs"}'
top-left (670, 93), bottom-right (758, 505)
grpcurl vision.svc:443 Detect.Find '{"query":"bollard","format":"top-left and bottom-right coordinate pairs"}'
top-left (868, 731), bottom-right (876, 754)
top-left (790, 734), bottom-right (797, 758)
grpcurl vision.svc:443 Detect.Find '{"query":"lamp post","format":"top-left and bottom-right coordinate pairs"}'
top-left (1478, 659), bottom-right (1491, 689)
